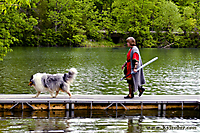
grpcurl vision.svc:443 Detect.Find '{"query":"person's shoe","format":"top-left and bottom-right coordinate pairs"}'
top-left (139, 88), bottom-right (145, 97)
top-left (124, 94), bottom-right (134, 99)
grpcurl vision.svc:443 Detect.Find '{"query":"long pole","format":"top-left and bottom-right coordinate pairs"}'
top-left (120, 57), bottom-right (158, 81)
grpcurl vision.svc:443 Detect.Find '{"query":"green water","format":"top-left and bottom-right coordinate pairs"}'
top-left (0, 47), bottom-right (200, 95)
top-left (0, 47), bottom-right (200, 132)
top-left (0, 110), bottom-right (200, 132)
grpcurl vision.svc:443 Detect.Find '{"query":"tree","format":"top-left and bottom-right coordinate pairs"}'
top-left (0, 0), bottom-right (36, 61)
top-left (111, 0), bottom-right (155, 47)
top-left (1, 0), bottom-right (200, 51)
top-left (20, 0), bottom-right (102, 46)
top-left (153, 0), bottom-right (182, 47)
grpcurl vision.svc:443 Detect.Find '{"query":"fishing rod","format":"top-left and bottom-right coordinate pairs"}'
top-left (120, 57), bottom-right (158, 81)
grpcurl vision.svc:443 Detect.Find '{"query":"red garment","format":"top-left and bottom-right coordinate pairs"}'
top-left (126, 48), bottom-right (139, 80)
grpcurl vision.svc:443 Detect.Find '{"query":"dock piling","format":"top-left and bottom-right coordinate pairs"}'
top-left (10, 102), bottom-right (19, 110)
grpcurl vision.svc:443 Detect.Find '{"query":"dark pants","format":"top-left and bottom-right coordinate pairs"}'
top-left (127, 79), bottom-right (143, 92)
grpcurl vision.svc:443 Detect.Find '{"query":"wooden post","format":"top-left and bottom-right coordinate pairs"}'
top-left (90, 102), bottom-right (92, 110)
top-left (163, 104), bottom-right (166, 110)
top-left (158, 104), bottom-right (161, 110)
top-left (141, 102), bottom-right (143, 110)
top-left (71, 103), bottom-right (74, 110)
top-left (22, 102), bottom-right (24, 110)
top-left (182, 102), bottom-right (183, 110)
top-left (66, 103), bottom-right (69, 110)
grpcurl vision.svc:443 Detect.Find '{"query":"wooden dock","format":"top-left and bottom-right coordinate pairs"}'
top-left (0, 94), bottom-right (199, 110)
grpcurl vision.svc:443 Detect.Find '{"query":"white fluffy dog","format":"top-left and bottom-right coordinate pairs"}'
top-left (28, 68), bottom-right (77, 98)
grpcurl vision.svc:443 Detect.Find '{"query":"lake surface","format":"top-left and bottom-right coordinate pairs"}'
top-left (0, 47), bottom-right (199, 95)
top-left (0, 47), bottom-right (200, 132)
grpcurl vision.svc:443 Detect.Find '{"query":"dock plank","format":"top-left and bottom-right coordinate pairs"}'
top-left (0, 94), bottom-right (199, 110)
top-left (0, 94), bottom-right (199, 102)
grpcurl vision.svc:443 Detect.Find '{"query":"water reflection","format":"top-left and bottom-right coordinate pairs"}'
top-left (0, 110), bottom-right (199, 132)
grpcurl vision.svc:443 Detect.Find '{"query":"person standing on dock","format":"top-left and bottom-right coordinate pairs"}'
top-left (121, 37), bottom-right (145, 98)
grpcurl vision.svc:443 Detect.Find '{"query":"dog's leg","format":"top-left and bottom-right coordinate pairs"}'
top-left (64, 90), bottom-right (71, 98)
top-left (66, 84), bottom-right (72, 98)
top-left (62, 89), bottom-right (71, 98)
top-left (63, 89), bottom-right (72, 98)
top-left (32, 91), bottom-right (41, 98)
top-left (55, 90), bottom-right (59, 98)
top-left (67, 91), bottom-right (72, 98)
top-left (50, 91), bottom-right (55, 98)
top-left (62, 83), bottom-right (72, 98)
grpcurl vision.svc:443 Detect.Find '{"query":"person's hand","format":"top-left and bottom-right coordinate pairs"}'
top-left (121, 62), bottom-right (126, 70)
top-left (133, 68), bottom-right (137, 73)
top-left (121, 65), bottom-right (125, 70)
top-left (131, 68), bottom-right (137, 74)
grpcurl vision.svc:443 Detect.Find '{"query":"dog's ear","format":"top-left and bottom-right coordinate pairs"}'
top-left (63, 73), bottom-right (68, 81)
top-left (30, 75), bottom-right (33, 81)
top-left (64, 73), bottom-right (67, 78)
top-left (68, 71), bottom-right (72, 75)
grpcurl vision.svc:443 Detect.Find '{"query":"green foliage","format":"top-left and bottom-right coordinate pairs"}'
top-left (154, 0), bottom-right (182, 32)
top-left (1, 0), bottom-right (200, 61)
top-left (0, 0), bottom-right (36, 60)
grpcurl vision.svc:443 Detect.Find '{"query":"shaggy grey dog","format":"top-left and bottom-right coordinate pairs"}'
top-left (28, 68), bottom-right (77, 98)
